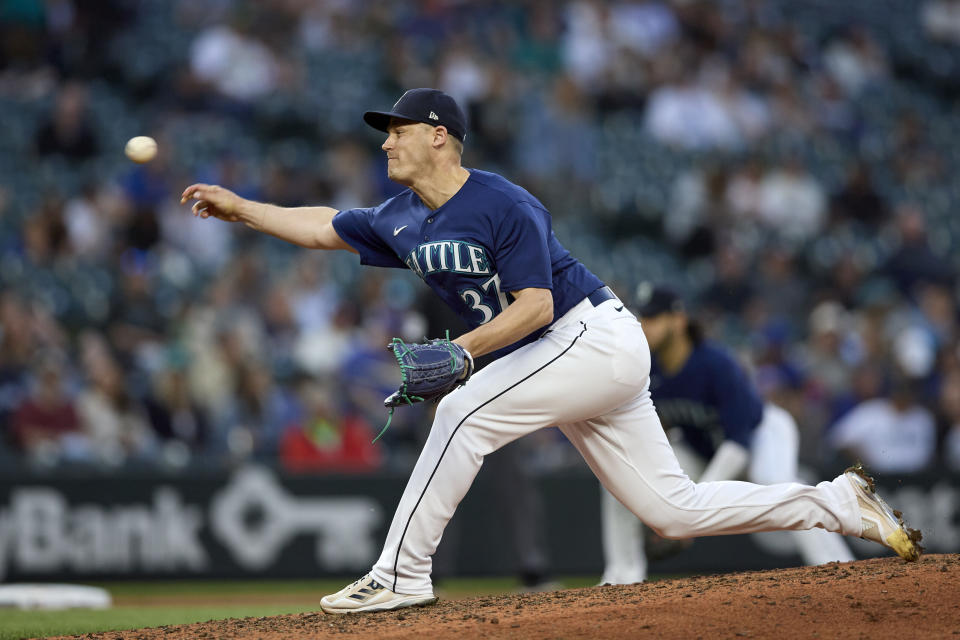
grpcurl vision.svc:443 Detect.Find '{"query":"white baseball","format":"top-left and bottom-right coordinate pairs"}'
top-left (124, 136), bottom-right (157, 163)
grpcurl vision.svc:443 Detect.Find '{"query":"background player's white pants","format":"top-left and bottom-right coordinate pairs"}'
top-left (601, 403), bottom-right (855, 584)
top-left (370, 298), bottom-right (861, 595)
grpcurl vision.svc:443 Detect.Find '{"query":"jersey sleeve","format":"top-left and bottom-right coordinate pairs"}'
top-left (332, 207), bottom-right (406, 269)
top-left (709, 351), bottom-right (765, 448)
top-left (493, 202), bottom-right (554, 292)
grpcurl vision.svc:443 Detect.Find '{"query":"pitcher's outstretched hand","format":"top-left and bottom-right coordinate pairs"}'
top-left (180, 183), bottom-right (245, 223)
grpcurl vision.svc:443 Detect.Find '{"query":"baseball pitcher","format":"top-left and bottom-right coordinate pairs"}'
top-left (181, 88), bottom-right (920, 614)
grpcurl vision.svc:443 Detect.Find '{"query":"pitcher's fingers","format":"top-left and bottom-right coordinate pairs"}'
top-left (192, 201), bottom-right (209, 217)
top-left (181, 184), bottom-right (210, 203)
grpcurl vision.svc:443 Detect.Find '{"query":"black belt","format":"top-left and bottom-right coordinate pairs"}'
top-left (587, 285), bottom-right (616, 307)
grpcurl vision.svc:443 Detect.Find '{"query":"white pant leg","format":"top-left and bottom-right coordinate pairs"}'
top-left (557, 314), bottom-right (861, 542)
top-left (751, 404), bottom-right (856, 564)
top-left (371, 300), bottom-right (644, 595)
top-left (562, 390), bottom-right (860, 541)
top-left (600, 436), bottom-right (706, 584)
top-left (600, 399), bottom-right (856, 581)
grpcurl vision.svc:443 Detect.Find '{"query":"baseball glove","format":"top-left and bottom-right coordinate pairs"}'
top-left (373, 336), bottom-right (473, 443)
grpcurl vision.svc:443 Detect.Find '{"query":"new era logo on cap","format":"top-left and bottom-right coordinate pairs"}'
top-left (363, 89), bottom-right (468, 142)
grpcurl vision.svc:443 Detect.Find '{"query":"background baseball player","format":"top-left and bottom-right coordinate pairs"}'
top-left (180, 88), bottom-right (920, 615)
top-left (601, 285), bottom-right (855, 585)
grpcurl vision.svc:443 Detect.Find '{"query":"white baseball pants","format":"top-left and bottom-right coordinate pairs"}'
top-left (601, 403), bottom-right (855, 584)
top-left (370, 296), bottom-right (861, 595)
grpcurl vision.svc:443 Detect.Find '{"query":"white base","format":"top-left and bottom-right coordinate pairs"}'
top-left (0, 584), bottom-right (112, 610)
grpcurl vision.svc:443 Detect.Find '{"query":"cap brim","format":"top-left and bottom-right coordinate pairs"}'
top-left (363, 111), bottom-right (464, 141)
top-left (363, 110), bottom-right (410, 133)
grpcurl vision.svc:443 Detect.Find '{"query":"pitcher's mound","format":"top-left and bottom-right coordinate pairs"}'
top-left (59, 554), bottom-right (960, 639)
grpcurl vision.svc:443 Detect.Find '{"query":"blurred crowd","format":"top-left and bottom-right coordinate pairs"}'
top-left (1, 0), bottom-right (959, 475)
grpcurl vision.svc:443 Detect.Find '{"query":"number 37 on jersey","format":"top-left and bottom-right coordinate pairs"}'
top-left (404, 239), bottom-right (510, 325)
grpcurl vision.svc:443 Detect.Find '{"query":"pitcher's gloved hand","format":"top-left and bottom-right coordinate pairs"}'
top-left (384, 337), bottom-right (473, 408)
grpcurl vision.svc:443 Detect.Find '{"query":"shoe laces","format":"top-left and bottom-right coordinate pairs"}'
top-left (347, 575), bottom-right (369, 590)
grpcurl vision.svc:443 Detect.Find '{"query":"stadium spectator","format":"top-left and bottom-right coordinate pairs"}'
top-left (829, 161), bottom-right (888, 228)
top-left (107, 259), bottom-right (164, 363)
top-left (34, 81), bottom-right (98, 160)
top-left (0, 294), bottom-right (67, 409)
top-left (644, 73), bottom-right (744, 151)
top-left (828, 363), bottom-right (886, 427)
top-left (724, 158), bottom-right (765, 223)
top-left (753, 250), bottom-right (802, 323)
top-left (912, 282), bottom-right (958, 352)
top-left (437, 41), bottom-right (490, 108)
top-left (63, 182), bottom-right (114, 260)
top-left (515, 75), bottom-right (598, 184)
top-left (827, 376), bottom-right (937, 473)
top-left (890, 111), bottom-right (945, 187)
top-left (279, 379), bottom-right (381, 473)
top-left (220, 363), bottom-right (301, 459)
top-left (768, 81), bottom-right (817, 136)
top-left (10, 355), bottom-right (80, 462)
top-left (144, 366), bottom-right (210, 454)
top-left (21, 195), bottom-right (70, 266)
top-left (822, 26), bottom-right (889, 97)
top-left (0, 0), bottom-right (46, 69)
top-left (883, 204), bottom-right (955, 294)
top-left (800, 302), bottom-right (856, 398)
top-left (189, 16), bottom-right (280, 103)
top-left (664, 166), bottom-right (728, 259)
top-left (326, 139), bottom-right (379, 212)
top-left (700, 245), bottom-right (755, 316)
top-left (75, 332), bottom-right (155, 463)
top-left (609, 1), bottom-right (679, 60)
top-left (921, 0), bottom-right (960, 44)
top-left (561, 0), bottom-right (612, 90)
top-left (756, 157), bottom-right (827, 242)
top-left (467, 64), bottom-right (520, 167)
top-left (288, 253), bottom-right (340, 336)
top-left (941, 363), bottom-right (960, 469)
top-left (337, 310), bottom-right (424, 457)
top-left (945, 423), bottom-right (960, 470)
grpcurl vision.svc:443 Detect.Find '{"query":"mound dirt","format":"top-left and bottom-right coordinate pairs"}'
top-left (51, 554), bottom-right (959, 640)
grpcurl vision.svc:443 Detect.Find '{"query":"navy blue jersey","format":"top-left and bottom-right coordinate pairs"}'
top-left (648, 341), bottom-right (763, 459)
top-left (332, 169), bottom-right (603, 360)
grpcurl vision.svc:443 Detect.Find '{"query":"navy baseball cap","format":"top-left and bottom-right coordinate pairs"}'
top-left (363, 88), bottom-right (468, 142)
top-left (634, 283), bottom-right (685, 317)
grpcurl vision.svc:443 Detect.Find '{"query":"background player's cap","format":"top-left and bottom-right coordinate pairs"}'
top-left (363, 88), bottom-right (468, 142)
top-left (634, 283), bottom-right (685, 317)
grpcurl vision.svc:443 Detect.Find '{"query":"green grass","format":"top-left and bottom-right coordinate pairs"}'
top-left (0, 604), bottom-right (317, 640)
top-left (0, 576), bottom-right (608, 640)
top-left (90, 578), bottom-right (349, 598)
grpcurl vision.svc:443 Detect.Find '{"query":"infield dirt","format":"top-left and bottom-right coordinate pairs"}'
top-left (48, 554), bottom-right (959, 640)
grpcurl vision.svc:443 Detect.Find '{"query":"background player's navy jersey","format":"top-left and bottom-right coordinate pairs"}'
top-left (332, 169), bottom-right (603, 360)
top-left (649, 341), bottom-right (764, 459)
